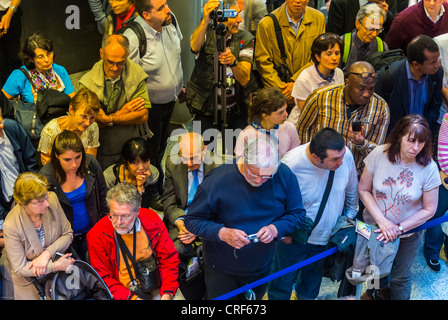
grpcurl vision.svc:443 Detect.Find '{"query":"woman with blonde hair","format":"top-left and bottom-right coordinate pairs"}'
top-left (0, 172), bottom-right (74, 300)
top-left (38, 88), bottom-right (101, 165)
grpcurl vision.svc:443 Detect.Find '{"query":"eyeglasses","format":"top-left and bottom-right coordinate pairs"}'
top-left (109, 213), bottom-right (134, 222)
top-left (319, 34), bottom-right (340, 41)
top-left (104, 59), bottom-right (126, 68)
top-left (30, 193), bottom-right (49, 206)
top-left (358, 23), bottom-right (384, 34)
top-left (244, 165), bottom-right (274, 180)
top-left (34, 51), bottom-right (54, 62)
top-left (348, 72), bottom-right (379, 80)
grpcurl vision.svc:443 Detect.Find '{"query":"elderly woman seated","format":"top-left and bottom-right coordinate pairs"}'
top-left (0, 172), bottom-right (74, 300)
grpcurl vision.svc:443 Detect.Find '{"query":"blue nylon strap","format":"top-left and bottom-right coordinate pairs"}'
top-left (213, 214), bottom-right (448, 300)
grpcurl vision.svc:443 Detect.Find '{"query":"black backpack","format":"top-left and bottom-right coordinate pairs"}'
top-left (116, 13), bottom-right (178, 59)
top-left (366, 48), bottom-right (407, 71)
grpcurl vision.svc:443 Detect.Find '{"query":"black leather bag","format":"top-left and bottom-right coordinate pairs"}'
top-left (291, 170), bottom-right (335, 245)
top-left (116, 224), bottom-right (161, 298)
top-left (15, 68), bottom-right (71, 129)
top-left (269, 13), bottom-right (293, 83)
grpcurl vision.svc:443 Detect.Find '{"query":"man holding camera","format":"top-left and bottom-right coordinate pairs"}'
top-left (268, 128), bottom-right (358, 300)
top-left (184, 135), bottom-right (306, 300)
top-left (185, 0), bottom-right (259, 138)
top-left (87, 183), bottom-right (182, 300)
top-left (297, 61), bottom-right (390, 175)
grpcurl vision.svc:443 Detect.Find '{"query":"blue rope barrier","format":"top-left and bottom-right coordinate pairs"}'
top-left (213, 213), bottom-right (448, 300)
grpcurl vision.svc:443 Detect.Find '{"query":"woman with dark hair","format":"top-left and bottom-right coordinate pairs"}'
top-left (288, 32), bottom-right (344, 127)
top-left (102, 137), bottom-right (162, 210)
top-left (39, 130), bottom-right (108, 261)
top-left (358, 114), bottom-right (440, 300)
top-left (38, 88), bottom-right (101, 166)
top-left (234, 86), bottom-right (300, 158)
top-left (1, 32), bottom-right (75, 103)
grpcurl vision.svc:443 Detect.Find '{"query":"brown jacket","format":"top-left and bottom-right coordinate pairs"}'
top-left (0, 192), bottom-right (73, 300)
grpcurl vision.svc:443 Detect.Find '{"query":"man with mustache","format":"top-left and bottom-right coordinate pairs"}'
top-left (122, 0), bottom-right (184, 195)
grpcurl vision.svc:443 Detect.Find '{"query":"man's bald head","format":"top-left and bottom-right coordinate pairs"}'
top-left (179, 132), bottom-right (206, 170)
top-left (345, 61), bottom-right (377, 106)
top-left (349, 61), bottom-right (375, 74)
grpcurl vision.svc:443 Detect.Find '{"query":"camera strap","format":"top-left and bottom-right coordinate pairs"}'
top-left (116, 224), bottom-right (139, 287)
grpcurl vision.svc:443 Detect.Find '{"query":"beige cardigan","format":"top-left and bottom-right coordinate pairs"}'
top-left (0, 192), bottom-right (73, 300)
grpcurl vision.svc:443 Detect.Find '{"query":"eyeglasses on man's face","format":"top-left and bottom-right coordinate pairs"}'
top-left (349, 72), bottom-right (379, 80)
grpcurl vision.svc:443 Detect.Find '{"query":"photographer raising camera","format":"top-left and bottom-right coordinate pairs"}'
top-left (185, 0), bottom-right (259, 141)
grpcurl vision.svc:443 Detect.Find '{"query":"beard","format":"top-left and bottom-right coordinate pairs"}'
top-left (162, 15), bottom-right (172, 27)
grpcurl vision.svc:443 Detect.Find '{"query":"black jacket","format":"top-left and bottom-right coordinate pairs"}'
top-left (39, 154), bottom-right (109, 233)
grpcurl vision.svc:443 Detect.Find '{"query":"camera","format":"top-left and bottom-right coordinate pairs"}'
top-left (351, 121), bottom-right (363, 132)
top-left (210, 0), bottom-right (238, 21)
top-left (246, 234), bottom-right (259, 243)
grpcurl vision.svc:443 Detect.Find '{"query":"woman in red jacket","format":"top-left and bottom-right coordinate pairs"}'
top-left (86, 183), bottom-right (182, 300)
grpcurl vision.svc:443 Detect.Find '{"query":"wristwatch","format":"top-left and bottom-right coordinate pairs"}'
top-left (397, 223), bottom-right (404, 234)
top-left (229, 59), bottom-right (238, 67)
top-left (9, 5), bottom-right (18, 13)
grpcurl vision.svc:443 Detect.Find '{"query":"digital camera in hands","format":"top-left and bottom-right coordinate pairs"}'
top-left (246, 234), bottom-right (259, 243)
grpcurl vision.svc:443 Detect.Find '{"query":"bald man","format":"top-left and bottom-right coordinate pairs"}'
top-left (79, 34), bottom-right (151, 169)
top-left (161, 132), bottom-right (223, 299)
top-left (297, 61), bottom-right (390, 174)
top-left (162, 133), bottom-right (223, 248)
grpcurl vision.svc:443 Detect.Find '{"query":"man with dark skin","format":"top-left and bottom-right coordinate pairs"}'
top-left (297, 61), bottom-right (390, 174)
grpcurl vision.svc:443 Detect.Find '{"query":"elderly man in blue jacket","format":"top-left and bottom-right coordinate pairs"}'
top-left (184, 135), bottom-right (306, 300)
top-left (0, 107), bottom-right (39, 219)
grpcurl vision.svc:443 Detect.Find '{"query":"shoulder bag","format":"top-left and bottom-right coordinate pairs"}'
top-left (116, 224), bottom-right (161, 299)
top-left (291, 170), bottom-right (335, 245)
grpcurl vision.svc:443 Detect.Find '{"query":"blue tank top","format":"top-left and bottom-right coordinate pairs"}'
top-left (65, 180), bottom-right (90, 234)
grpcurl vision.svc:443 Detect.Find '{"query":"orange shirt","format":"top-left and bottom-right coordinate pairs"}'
top-left (118, 226), bottom-right (153, 292)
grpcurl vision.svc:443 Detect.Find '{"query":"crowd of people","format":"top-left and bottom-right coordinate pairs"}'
top-left (0, 0), bottom-right (447, 301)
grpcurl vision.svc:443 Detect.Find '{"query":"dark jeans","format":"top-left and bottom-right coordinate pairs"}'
top-left (204, 264), bottom-right (270, 300)
top-left (146, 100), bottom-right (176, 194)
top-left (423, 185), bottom-right (448, 260)
top-left (268, 240), bottom-right (327, 300)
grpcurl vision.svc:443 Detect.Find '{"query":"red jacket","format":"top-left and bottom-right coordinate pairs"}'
top-left (87, 208), bottom-right (180, 300)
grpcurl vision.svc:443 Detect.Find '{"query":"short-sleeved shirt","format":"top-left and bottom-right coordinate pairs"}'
top-left (289, 64), bottom-right (344, 127)
top-left (2, 64), bottom-right (74, 103)
top-left (37, 117), bottom-right (100, 154)
top-left (362, 144), bottom-right (441, 227)
top-left (234, 121), bottom-right (300, 159)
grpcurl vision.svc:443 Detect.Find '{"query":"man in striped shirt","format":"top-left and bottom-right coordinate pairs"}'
top-left (297, 61), bottom-right (390, 174)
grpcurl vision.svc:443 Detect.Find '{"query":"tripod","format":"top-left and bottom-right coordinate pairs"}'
top-left (211, 17), bottom-right (230, 155)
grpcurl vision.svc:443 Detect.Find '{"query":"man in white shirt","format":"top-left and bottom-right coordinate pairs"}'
top-left (123, 0), bottom-right (184, 194)
top-left (268, 127), bottom-right (358, 300)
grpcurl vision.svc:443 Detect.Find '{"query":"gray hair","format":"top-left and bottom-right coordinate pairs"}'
top-left (101, 34), bottom-right (130, 56)
top-left (356, 3), bottom-right (386, 23)
top-left (106, 183), bottom-right (141, 214)
top-left (243, 135), bottom-right (280, 172)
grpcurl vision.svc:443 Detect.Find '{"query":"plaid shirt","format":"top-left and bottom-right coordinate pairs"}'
top-left (297, 84), bottom-right (390, 174)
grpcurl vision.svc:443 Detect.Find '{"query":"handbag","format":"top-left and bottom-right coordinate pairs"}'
top-left (116, 223), bottom-right (161, 299)
top-left (11, 68), bottom-right (71, 139)
top-left (268, 13), bottom-right (293, 83)
top-left (291, 170), bottom-right (335, 245)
